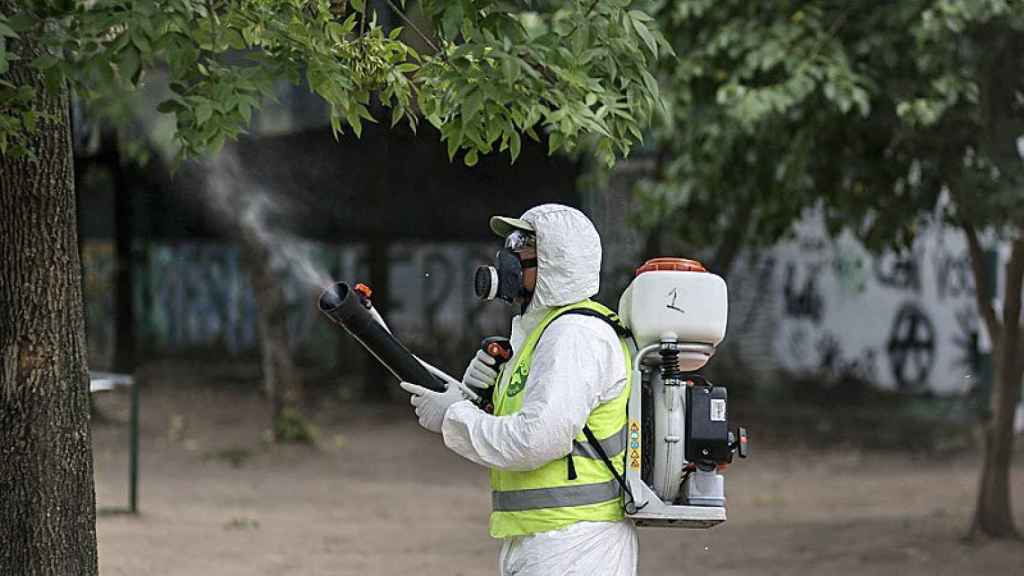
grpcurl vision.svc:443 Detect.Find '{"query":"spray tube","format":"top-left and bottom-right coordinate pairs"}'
top-left (318, 282), bottom-right (447, 393)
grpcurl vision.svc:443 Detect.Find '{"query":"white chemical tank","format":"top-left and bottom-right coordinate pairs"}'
top-left (618, 258), bottom-right (728, 371)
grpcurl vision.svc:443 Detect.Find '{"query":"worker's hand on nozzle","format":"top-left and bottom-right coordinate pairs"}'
top-left (399, 380), bottom-right (465, 434)
top-left (462, 349), bottom-right (499, 392)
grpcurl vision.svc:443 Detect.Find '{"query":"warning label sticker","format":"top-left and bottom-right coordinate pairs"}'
top-left (710, 399), bottom-right (727, 422)
top-left (628, 420), bottom-right (641, 470)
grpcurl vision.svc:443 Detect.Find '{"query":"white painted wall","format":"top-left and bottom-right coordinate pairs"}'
top-left (765, 214), bottom-right (985, 394)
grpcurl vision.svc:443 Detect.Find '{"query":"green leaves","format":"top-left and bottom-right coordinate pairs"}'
top-left (628, 10), bottom-right (658, 57)
top-left (414, 0), bottom-right (666, 166)
top-left (637, 0), bottom-right (1024, 276)
top-left (2, 0), bottom-right (664, 168)
top-left (509, 129), bottom-right (522, 163)
top-left (631, 1), bottom-right (880, 264)
top-left (0, 19), bottom-right (17, 40)
top-left (462, 88), bottom-right (483, 123)
top-left (0, 15), bottom-right (17, 76)
top-left (0, 78), bottom-right (41, 157)
top-left (195, 101), bottom-right (213, 125)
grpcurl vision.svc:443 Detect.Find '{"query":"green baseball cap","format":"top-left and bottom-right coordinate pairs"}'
top-left (489, 215), bottom-right (534, 237)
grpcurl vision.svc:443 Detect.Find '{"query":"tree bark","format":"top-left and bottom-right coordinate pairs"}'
top-left (709, 196), bottom-right (754, 279)
top-left (0, 20), bottom-right (99, 575)
top-left (969, 239), bottom-right (1023, 539)
top-left (640, 222), bottom-right (664, 263)
top-left (966, 30), bottom-right (1024, 539)
top-left (242, 240), bottom-right (305, 441)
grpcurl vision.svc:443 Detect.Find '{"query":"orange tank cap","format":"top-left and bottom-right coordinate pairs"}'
top-left (635, 257), bottom-right (707, 276)
top-left (354, 283), bottom-right (373, 299)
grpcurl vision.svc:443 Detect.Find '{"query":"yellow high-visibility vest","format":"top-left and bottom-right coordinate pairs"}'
top-left (489, 300), bottom-right (632, 538)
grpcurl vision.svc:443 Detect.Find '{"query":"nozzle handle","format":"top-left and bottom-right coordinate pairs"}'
top-left (477, 336), bottom-right (512, 414)
top-left (482, 336), bottom-right (513, 364)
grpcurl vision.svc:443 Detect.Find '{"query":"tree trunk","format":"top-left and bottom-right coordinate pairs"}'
top-left (640, 221), bottom-right (665, 262)
top-left (242, 241), bottom-right (307, 441)
top-left (972, 340), bottom-right (1024, 539)
top-left (0, 21), bottom-right (99, 575)
top-left (709, 196), bottom-right (754, 279)
top-left (962, 229), bottom-right (1019, 537)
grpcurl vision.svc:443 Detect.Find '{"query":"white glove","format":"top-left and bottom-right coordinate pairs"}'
top-left (462, 349), bottom-right (499, 392)
top-left (399, 379), bottom-right (465, 433)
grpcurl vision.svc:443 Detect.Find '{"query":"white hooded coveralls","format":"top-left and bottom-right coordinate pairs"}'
top-left (441, 204), bottom-right (638, 576)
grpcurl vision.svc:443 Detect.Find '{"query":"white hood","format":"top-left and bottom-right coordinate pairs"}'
top-left (519, 204), bottom-right (602, 309)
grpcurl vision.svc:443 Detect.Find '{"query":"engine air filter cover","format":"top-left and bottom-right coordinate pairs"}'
top-left (686, 385), bottom-right (731, 464)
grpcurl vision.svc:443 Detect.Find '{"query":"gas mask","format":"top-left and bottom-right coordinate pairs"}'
top-left (474, 230), bottom-right (537, 304)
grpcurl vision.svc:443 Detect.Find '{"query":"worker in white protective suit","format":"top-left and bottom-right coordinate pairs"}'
top-left (400, 204), bottom-right (638, 576)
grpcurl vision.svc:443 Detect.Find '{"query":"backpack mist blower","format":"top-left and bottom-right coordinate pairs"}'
top-left (615, 258), bottom-right (748, 528)
top-left (318, 257), bottom-right (748, 529)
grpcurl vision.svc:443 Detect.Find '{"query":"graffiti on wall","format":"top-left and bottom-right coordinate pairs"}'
top-left (82, 241), bottom-right (510, 368)
top-left (933, 250), bottom-right (975, 301)
top-left (873, 252), bottom-right (923, 292)
top-left (141, 243), bottom-right (258, 352)
top-left (765, 216), bottom-right (990, 394)
top-left (783, 261), bottom-right (825, 323)
top-left (886, 303), bottom-right (936, 391)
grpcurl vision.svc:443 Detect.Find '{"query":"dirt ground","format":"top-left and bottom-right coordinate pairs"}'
top-left (92, 363), bottom-right (1024, 576)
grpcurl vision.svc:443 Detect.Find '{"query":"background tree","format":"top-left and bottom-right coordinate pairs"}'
top-left (638, 0), bottom-right (869, 276)
top-left (0, 2), bottom-right (96, 570)
top-left (0, 0), bottom-right (666, 572)
top-left (643, 0), bottom-right (1023, 539)
top-left (817, 1), bottom-right (1024, 539)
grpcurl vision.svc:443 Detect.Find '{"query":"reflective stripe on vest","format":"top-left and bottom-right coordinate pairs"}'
top-left (571, 424), bottom-right (627, 460)
top-left (492, 479), bottom-right (622, 512)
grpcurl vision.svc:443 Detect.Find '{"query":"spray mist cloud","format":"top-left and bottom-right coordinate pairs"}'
top-left (202, 149), bottom-right (333, 291)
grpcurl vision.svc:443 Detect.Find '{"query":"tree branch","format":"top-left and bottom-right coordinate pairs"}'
top-left (963, 219), bottom-right (1002, 344)
top-left (234, 11), bottom-right (308, 50)
top-left (711, 192), bottom-right (753, 278)
top-left (564, 0), bottom-right (600, 43)
top-left (517, 49), bottom-right (559, 85)
top-left (385, 0), bottom-right (440, 55)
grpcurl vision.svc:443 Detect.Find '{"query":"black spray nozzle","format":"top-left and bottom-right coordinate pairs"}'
top-left (319, 284), bottom-right (344, 310)
top-left (318, 282), bottom-right (445, 393)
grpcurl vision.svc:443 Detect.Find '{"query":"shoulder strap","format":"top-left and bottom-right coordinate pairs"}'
top-left (559, 307), bottom-right (633, 338)
top-left (582, 424), bottom-right (637, 513)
